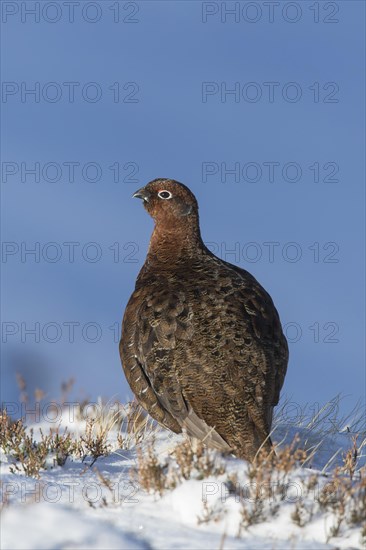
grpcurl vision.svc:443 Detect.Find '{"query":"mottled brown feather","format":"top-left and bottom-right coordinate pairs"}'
top-left (120, 179), bottom-right (289, 461)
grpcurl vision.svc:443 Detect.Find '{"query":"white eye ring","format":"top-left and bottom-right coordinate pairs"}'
top-left (158, 190), bottom-right (172, 200)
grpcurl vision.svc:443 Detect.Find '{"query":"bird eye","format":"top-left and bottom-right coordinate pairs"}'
top-left (158, 190), bottom-right (172, 200)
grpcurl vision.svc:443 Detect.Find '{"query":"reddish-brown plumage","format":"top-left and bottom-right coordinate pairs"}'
top-left (120, 178), bottom-right (288, 461)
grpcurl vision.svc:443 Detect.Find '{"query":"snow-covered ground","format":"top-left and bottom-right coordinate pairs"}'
top-left (1, 405), bottom-right (365, 550)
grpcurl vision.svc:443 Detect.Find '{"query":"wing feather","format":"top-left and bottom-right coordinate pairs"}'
top-left (121, 280), bottom-right (232, 449)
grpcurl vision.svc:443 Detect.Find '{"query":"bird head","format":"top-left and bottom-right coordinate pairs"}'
top-left (133, 179), bottom-right (199, 226)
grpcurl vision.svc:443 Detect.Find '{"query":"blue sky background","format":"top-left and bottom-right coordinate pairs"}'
top-left (1, 1), bottom-right (365, 419)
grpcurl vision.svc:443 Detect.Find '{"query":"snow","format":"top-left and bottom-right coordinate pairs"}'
top-left (0, 413), bottom-right (364, 550)
top-left (1, 502), bottom-right (146, 550)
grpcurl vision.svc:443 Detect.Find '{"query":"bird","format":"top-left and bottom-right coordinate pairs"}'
top-left (120, 178), bottom-right (288, 462)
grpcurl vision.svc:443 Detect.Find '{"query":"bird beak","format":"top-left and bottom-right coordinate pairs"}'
top-left (133, 188), bottom-right (150, 202)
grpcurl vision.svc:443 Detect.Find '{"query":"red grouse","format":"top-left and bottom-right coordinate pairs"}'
top-left (120, 179), bottom-right (288, 461)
